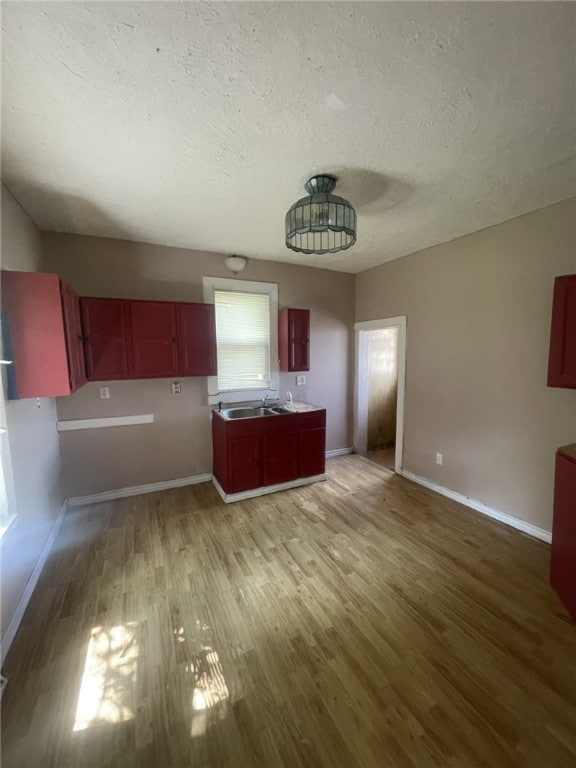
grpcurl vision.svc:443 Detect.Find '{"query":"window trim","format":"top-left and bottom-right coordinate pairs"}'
top-left (202, 277), bottom-right (279, 405)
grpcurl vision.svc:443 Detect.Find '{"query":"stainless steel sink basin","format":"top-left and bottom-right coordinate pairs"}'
top-left (268, 406), bottom-right (293, 414)
top-left (220, 406), bottom-right (278, 420)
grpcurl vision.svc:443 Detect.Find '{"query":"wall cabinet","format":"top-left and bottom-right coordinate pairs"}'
top-left (212, 409), bottom-right (325, 496)
top-left (279, 308), bottom-right (310, 371)
top-left (550, 445), bottom-right (576, 619)
top-left (81, 297), bottom-right (217, 381)
top-left (548, 274), bottom-right (576, 389)
top-left (1, 270), bottom-right (86, 398)
top-left (81, 298), bottom-right (130, 380)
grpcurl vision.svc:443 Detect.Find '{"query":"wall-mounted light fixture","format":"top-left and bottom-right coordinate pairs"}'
top-left (224, 255), bottom-right (248, 274)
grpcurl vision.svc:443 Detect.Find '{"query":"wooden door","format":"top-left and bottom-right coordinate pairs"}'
top-left (548, 274), bottom-right (576, 388)
top-left (129, 301), bottom-right (178, 378)
top-left (228, 434), bottom-right (261, 493)
top-left (60, 281), bottom-right (87, 392)
top-left (551, 449), bottom-right (576, 618)
top-left (289, 309), bottom-right (310, 371)
top-left (300, 428), bottom-right (326, 476)
top-left (177, 303), bottom-right (217, 376)
top-left (81, 298), bottom-right (130, 380)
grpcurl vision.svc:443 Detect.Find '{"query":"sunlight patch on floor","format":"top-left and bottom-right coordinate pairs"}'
top-left (73, 623), bottom-right (138, 732)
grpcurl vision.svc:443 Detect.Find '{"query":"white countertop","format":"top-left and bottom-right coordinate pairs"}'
top-left (282, 401), bottom-right (324, 413)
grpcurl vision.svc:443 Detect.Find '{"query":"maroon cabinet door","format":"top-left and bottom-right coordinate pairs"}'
top-left (548, 274), bottom-right (576, 389)
top-left (1, 271), bottom-right (72, 398)
top-left (60, 281), bottom-right (87, 392)
top-left (300, 428), bottom-right (326, 477)
top-left (551, 448), bottom-right (576, 619)
top-left (261, 419), bottom-right (300, 486)
top-left (81, 298), bottom-right (130, 380)
top-left (129, 300), bottom-right (178, 378)
top-left (228, 434), bottom-right (261, 493)
top-left (279, 308), bottom-right (310, 372)
top-left (177, 303), bottom-right (217, 376)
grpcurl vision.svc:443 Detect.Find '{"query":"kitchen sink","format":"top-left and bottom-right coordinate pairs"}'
top-left (220, 406), bottom-right (279, 420)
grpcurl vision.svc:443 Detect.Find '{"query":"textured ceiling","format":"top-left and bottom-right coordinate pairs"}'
top-left (2, 2), bottom-right (575, 273)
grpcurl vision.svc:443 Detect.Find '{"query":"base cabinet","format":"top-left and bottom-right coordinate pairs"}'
top-left (551, 446), bottom-right (576, 619)
top-left (212, 409), bottom-right (326, 496)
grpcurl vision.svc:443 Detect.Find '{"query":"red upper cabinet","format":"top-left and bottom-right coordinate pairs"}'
top-left (81, 296), bottom-right (216, 381)
top-left (548, 274), bottom-right (576, 389)
top-left (129, 300), bottom-right (178, 378)
top-left (1, 270), bottom-right (86, 399)
top-left (81, 298), bottom-right (130, 380)
top-left (176, 302), bottom-right (217, 376)
top-left (279, 308), bottom-right (310, 371)
top-left (60, 281), bottom-right (87, 392)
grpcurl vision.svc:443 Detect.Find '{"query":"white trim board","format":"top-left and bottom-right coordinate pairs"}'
top-left (57, 414), bottom-right (154, 432)
top-left (402, 470), bottom-right (552, 544)
top-left (67, 473), bottom-right (213, 507)
top-left (326, 447), bottom-right (354, 458)
top-left (212, 474), bottom-right (327, 504)
top-left (1, 500), bottom-right (68, 667)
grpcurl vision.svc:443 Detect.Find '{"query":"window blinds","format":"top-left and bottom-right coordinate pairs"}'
top-left (214, 290), bottom-right (271, 391)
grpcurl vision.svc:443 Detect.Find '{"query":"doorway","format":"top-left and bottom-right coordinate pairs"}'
top-left (354, 317), bottom-right (406, 474)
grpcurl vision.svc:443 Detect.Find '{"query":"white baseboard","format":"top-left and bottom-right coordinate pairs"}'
top-left (401, 470), bottom-right (552, 544)
top-left (212, 474), bottom-right (327, 504)
top-left (1, 499), bottom-right (68, 667)
top-left (67, 473), bottom-right (213, 507)
top-left (326, 447), bottom-right (354, 458)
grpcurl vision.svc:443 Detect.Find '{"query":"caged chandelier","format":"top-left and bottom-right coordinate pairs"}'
top-left (285, 175), bottom-right (357, 255)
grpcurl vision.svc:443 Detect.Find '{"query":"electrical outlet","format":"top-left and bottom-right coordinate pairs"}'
top-left (436, 452), bottom-right (443, 466)
top-left (172, 382), bottom-right (181, 395)
top-left (99, 386), bottom-right (110, 399)
top-left (296, 375), bottom-right (306, 385)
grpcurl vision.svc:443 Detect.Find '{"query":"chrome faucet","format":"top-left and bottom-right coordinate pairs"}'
top-left (262, 394), bottom-right (272, 407)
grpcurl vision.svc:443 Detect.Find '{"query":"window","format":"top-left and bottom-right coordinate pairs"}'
top-left (203, 277), bottom-right (279, 404)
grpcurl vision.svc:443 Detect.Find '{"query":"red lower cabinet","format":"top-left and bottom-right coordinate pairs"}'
top-left (212, 409), bottom-right (326, 496)
top-left (551, 445), bottom-right (576, 619)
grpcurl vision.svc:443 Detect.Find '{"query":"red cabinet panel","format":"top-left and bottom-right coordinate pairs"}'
top-left (551, 447), bottom-right (576, 619)
top-left (60, 281), bottom-right (86, 392)
top-left (279, 308), bottom-right (310, 372)
top-left (81, 298), bottom-right (130, 380)
top-left (300, 428), bottom-right (326, 477)
top-left (129, 300), bottom-right (178, 378)
top-left (1, 271), bottom-right (84, 398)
top-left (228, 435), bottom-right (261, 493)
top-left (548, 274), bottom-right (576, 389)
top-left (177, 303), bottom-right (216, 376)
top-left (262, 419), bottom-right (300, 486)
top-left (212, 409), bottom-right (326, 496)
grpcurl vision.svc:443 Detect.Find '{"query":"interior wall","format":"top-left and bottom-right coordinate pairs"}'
top-left (0, 185), bottom-right (63, 640)
top-left (43, 232), bottom-right (356, 497)
top-left (356, 197), bottom-right (576, 532)
top-left (367, 328), bottom-right (398, 450)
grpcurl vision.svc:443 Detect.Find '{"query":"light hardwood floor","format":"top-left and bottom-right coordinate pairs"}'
top-left (2, 455), bottom-right (575, 768)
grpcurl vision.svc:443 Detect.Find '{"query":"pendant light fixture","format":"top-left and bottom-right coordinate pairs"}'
top-left (285, 174), bottom-right (357, 255)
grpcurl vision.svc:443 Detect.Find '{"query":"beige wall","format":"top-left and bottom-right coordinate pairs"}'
top-left (43, 233), bottom-right (355, 497)
top-left (1, 185), bottom-right (63, 640)
top-left (356, 198), bottom-right (576, 531)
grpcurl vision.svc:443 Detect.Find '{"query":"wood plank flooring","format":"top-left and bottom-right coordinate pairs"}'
top-left (2, 455), bottom-right (575, 768)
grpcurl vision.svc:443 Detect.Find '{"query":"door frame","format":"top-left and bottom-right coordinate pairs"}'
top-left (353, 316), bottom-right (406, 474)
